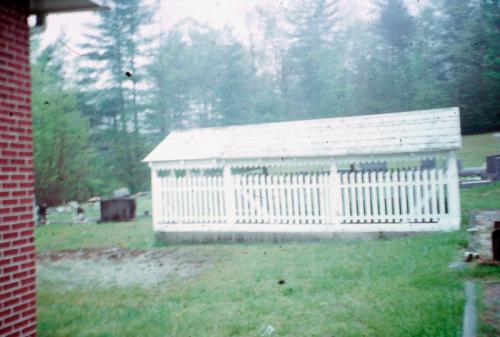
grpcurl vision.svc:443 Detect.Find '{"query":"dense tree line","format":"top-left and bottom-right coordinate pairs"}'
top-left (31, 0), bottom-right (500, 205)
top-left (31, 40), bottom-right (96, 205)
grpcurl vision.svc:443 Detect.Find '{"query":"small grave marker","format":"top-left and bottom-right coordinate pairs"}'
top-left (493, 221), bottom-right (500, 261)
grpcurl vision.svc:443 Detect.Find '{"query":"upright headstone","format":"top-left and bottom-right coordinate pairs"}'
top-left (73, 206), bottom-right (86, 224)
top-left (37, 202), bottom-right (47, 226)
top-left (421, 158), bottom-right (436, 169)
top-left (359, 161), bottom-right (387, 171)
top-left (486, 155), bottom-right (500, 181)
top-left (493, 221), bottom-right (500, 261)
top-left (113, 187), bottom-right (131, 198)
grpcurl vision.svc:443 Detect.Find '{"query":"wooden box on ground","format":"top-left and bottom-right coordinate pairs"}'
top-left (100, 198), bottom-right (136, 222)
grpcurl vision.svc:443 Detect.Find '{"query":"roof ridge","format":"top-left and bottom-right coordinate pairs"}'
top-left (169, 107), bottom-right (459, 134)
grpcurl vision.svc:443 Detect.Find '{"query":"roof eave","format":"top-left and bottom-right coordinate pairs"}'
top-left (29, 0), bottom-right (108, 15)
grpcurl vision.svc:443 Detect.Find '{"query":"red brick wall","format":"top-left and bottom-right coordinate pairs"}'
top-left (0, 1), bottom-right (37, 336)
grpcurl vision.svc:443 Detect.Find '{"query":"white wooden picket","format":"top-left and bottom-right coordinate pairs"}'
top-left (337, 168), bottom-right (449, 224)
top-left (154, 167), bottom-right (450, 226)
top-left (230, 172), bottom-right (326, 224)
top-left (155, 175), bottom-right (226, 224)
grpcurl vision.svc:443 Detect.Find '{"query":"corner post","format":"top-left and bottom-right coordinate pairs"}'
top-left (223, 166), bottom-right (236, 224)
top-left (150, 165), bottom-right (160, 230)
top-left (329, 162), bottom-right (342, 224)
top-left (446, 151), bottom-right (461, 230)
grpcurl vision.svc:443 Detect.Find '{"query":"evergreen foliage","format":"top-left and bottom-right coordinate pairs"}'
top-left (31, 41), bottom-right (97, 206)
top-left (31, 0), bottom-right (500, 204)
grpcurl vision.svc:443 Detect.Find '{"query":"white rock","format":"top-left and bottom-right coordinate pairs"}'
top-left (260, 325), bottom-right (274, 337)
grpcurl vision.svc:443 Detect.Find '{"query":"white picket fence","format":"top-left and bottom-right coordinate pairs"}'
top-left (158, 175), bottom-right (226, 223)
top-left (232, 173), bottom-right (329, 224)
top-left (155, 167), bottom-right (450, 225)
top-left (338, 169), bottom-right (448, 224)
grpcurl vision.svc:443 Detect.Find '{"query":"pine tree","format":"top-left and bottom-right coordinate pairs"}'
top-left (415, 0), bottom-right (500, 133)
top-left (77, 0), bottom-right (152, 192)
top-left (371, 0), bottom-right (416, 112)
top-left (284, 0), bottom-right (343, 118)
top-left (144, 30), bottom-right (188, 141)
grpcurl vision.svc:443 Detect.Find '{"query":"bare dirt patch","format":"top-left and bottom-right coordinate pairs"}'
top-left (37, 248), bottom-right (214, 289)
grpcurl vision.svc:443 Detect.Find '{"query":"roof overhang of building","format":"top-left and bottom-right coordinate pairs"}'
top-left (144, 107), bottom-right (462, 167)
top-left (29, 0), bottom-right (107, 15)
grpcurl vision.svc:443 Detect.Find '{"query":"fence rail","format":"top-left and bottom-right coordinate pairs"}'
top-left (154, 168), bottom-right (450, 225)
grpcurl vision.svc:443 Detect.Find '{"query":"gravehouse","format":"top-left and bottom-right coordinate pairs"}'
top-left (145, 107), bottom-right (462, 243)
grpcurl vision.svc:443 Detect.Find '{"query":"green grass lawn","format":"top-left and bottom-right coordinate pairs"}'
top-left (37, 234), bottom-right (465, 337)
top-left (460, 182), bottom-right (500, 221)
top-left (36, 196), bottom-right (155, 250)
top-left (35, 184), bottom-right (500, 337)
top-left (458, 132), bottom-right (499, 167)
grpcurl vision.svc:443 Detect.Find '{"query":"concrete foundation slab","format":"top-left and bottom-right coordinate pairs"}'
top-left (155, 230), bottom-right (424, 244)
